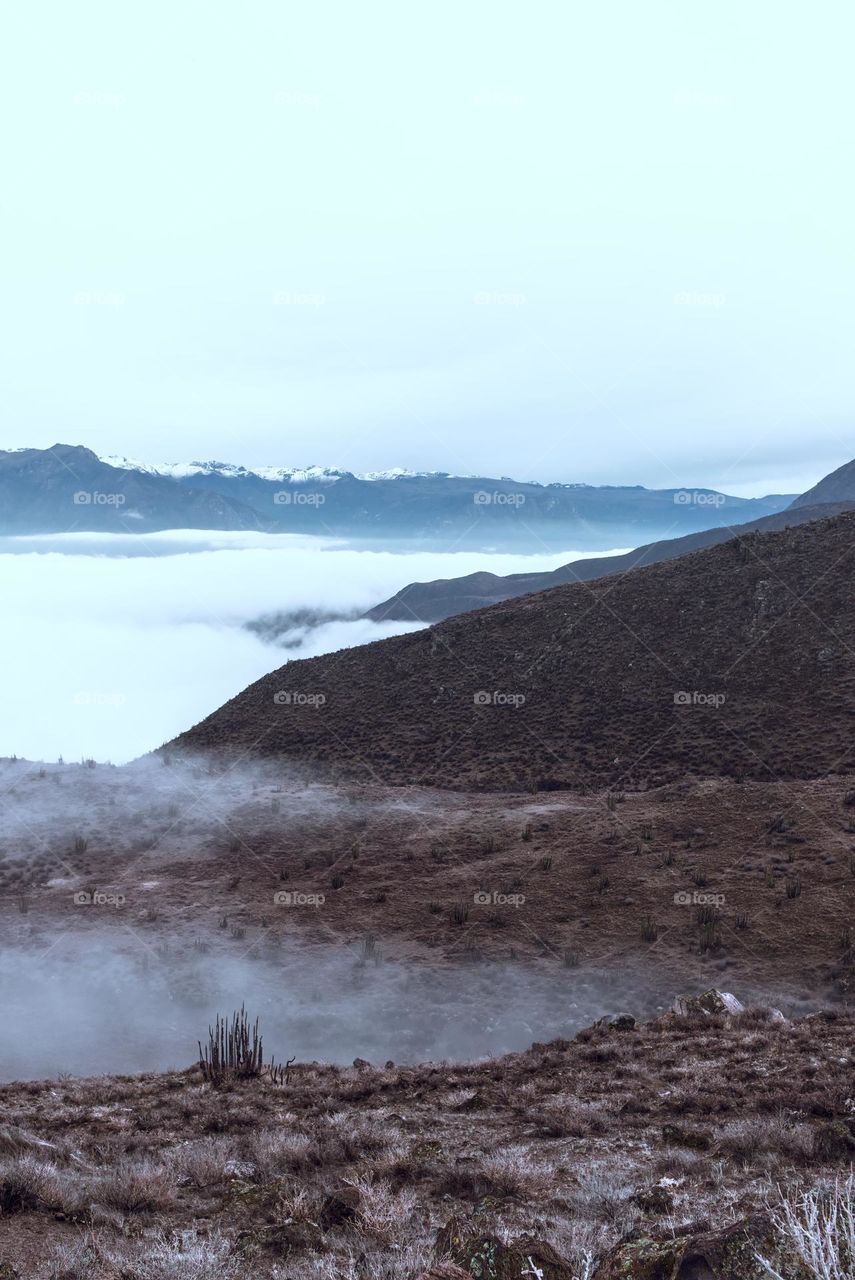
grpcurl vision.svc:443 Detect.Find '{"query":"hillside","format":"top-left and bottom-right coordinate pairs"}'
top-left (791, 455), bottom-right (855, 508)
top-left (1, 1004), bottom-right (852, 1279)
top-left (366, 501), bottom-right (855, 623)
top-left (171, 509), bottom-right (855, 789)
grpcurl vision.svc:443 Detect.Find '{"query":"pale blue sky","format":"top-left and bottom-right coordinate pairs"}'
top-left (1, 0), bottom-right (853, 494)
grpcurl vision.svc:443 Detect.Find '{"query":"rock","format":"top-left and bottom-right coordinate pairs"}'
top-left (592, 1213), bottom-right (795, 1280)
top-left (223, 1158), bottom-right (256, 1180)
top-left (672, 989), bottom-right (745, 1018)
top-left (631, 1185), bottom-right (675, 1214)
top-left (436, 1218), bottom-right (575, 1279)
top-left (593, 1013), bottom-right (637, 1031)
top-left (319, 1183), bottom-right (361, 1228)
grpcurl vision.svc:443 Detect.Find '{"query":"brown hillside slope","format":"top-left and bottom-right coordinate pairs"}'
top-left (171, 510), bottom-right (855, 789)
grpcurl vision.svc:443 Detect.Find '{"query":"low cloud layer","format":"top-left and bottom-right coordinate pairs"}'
top-left (0, 531), bottom-right (596, 762)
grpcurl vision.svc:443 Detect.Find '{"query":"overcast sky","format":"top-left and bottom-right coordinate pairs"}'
top-left (1, 1), bottom-right (853, 496)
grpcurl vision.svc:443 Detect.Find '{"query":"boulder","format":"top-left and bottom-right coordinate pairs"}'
top-left (592, 1214), bottom-right (798, 1279)
top-left (436, 1217), bottom-right (575, 1279)
top-left (593, 1014), bottom-right (637, 1031)
top-left (672, 990), bottom-right (744, 1018)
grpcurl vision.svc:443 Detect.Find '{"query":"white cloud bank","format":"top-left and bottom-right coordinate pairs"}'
top-left (0, 532), bottom-right (625, 763)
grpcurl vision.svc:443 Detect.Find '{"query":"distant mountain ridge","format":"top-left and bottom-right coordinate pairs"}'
top-left (366, 501), bottom-right (855, 622)
top-left (0, 443), bottom-right (794, 546)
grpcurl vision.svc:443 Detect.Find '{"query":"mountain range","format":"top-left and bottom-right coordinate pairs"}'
top-left (0, 443), bottom-right (793, 547)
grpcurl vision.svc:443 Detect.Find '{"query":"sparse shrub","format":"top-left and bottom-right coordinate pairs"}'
top-left (100, 1158), bottom-right (175, 1213)
top-left (786, 875), bottom-right (802, 899)
top-left (479, 1145), bottom-right (552, 1198)
top-left (757, 1173), bottom-right (855, 1279)
top-left (450, 902), bottom-right (469, 926)
top-left (0, 1155), bottom-right (63, 1213)
top-left (330, 873), bottom-right (345, 890)
top-left (168, 1136), bottom-right (236, 1187)
top-left (521, 823), bottom-right (533, 842)
top-left (124, 1230), bottom-right (241, 1280)
top-left (537, 855), bottom-right (553, 871)
top-left (640, 915), bottom-right (658, 942)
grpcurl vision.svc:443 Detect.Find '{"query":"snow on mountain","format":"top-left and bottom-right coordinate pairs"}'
top-left (99, 456), bottom-right (462, 484)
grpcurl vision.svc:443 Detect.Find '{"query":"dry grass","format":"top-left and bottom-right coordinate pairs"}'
top-left (0, 1006), bottom-right (852, 1278)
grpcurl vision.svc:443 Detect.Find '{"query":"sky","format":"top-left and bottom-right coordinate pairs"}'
top-left (1, 1), bottom-right (853, 496)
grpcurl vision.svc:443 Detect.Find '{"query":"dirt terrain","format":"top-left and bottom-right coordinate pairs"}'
top-left (171, 510), bottom-right (855, 790)
top-left (1, 759), bottom-right (853, 1016)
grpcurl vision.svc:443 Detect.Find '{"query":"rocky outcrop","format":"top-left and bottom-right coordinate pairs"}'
top-left (672, 990), bottom-right (745, 1018)
top-left (435, 1217), bottom-right (576, 1279)
top-left (592, 1214), bottom-right (799, 1280)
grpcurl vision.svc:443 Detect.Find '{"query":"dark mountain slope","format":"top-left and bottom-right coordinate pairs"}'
top-left (366, 502), bottom-right (855, 623)
top-left (171, 509), bottom-right (855, 790)
top-left (791, 456), bottom-right (855, 508)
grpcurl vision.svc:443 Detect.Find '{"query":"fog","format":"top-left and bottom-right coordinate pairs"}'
top-left (0, 755), bottom-right (812, 1081)
top-left (0, 936), bottom-right (678, 1081)
top-left (0, 531), bottom-right (611, 762)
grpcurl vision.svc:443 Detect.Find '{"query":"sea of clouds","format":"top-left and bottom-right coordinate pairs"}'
top-left (0, 531), bottom-right (624, 763)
